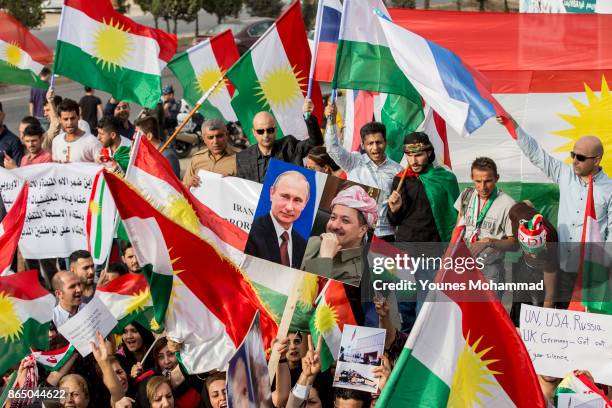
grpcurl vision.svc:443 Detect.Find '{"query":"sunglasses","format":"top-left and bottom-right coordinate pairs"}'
top-left (570, 152), bottom-right (598, 162)
top-left (255, 127), bottom-right (276, 135)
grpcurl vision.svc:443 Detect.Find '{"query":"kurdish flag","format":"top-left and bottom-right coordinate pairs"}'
top-left (126, 135), bottom-right (248, 261)
top-left (86, 171), bottom-right (116, 265)
top-left (309, 280), bottom-right (356, 372)
top-left (376, 230), bottom-right (545, 408)
top-left (54, 0), bottom-right (177, 108)
top-left (32, 344), bottom-right (76, 372)
top-left (96, 273), bottom-right (158, 333)
top-left (0, 270), bottom-right (55, 376)
top-left (568, 175), bottom-right (612, 314)
top-left (168, 29), bottom-right (239, 121)
top-left (0, 183), bottom-right (28, 276)
top-left (0, 12), bottom-right (52, 89)
top-left (242, 254), bottom-right (319, 332)
top-left (555, 370), bottom-right (612, 407)
top-left (102, 171), bottom-right (279, 374)
top-left (386, 10), bottom-right (612, 225)
top-left (226, 1), bottom-right (323, 143)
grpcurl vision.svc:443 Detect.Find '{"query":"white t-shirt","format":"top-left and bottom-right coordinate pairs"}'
top-left (454, 188), bottom-right (516, 263)
top-left (52, 131), bottom-right (102, 163)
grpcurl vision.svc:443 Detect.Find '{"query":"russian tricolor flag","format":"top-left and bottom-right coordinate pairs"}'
top-left (310, 0), bottom-right (342, 83)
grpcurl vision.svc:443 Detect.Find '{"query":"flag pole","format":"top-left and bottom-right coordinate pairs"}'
top-left (140, 334), bottom-right (161, 365)
top-left (268, 271), bottom-right (305, 384)
top-left (101, 131), bottom-right (143, 274)
top-left (158, 75), bottom-right (225, 154)
top-left (395, 164), bottom-right (410, 192)
top-left (305, 0), bottom-right (325, 121)
top-left (49, 4), bottom-right (66, 90)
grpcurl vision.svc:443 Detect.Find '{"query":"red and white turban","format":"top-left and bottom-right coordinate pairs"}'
top-left (330, 185), bottom-right (378, 228)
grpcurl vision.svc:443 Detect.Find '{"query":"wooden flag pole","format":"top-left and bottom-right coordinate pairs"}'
top-left (158, 75), bottom-right (226, 153)
top-left (395, 164), bottom-right (410, 192)
top-left (268, 271), bottom-right (305, 385)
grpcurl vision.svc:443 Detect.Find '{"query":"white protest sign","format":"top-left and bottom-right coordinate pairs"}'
top-left (58, 295), bottom-right (118, 357)
top-left (0, 163), bottom-right (102, 259)
top-left (520, 305), bottom-right (612, 384)
top-left (558, 393), bottom-right (608, 408)
top-left (191, 170), bottom-right (262, 232)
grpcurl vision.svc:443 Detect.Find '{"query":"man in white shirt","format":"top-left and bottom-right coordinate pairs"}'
top-left (324, 104), bottom-right (403, 240)
top-left (52, 270), bottom-right (84, 328)
top-left (52, 98), bottom-right (102, 163)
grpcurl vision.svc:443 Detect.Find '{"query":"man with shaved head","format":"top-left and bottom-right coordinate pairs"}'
top-left (52, 270), bottom-right (84, 328)
top-left (245, 170), bottom-right (311, 268)
top-left (503, 116), bottom-right (612, 305)
top-left (236, 100), bottom-right (323, 183)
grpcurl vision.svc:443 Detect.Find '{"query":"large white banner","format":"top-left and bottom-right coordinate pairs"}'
top-left (191, 170), bottom-right (262, 233)
top-left (0, 163), bottom-right (102, 259)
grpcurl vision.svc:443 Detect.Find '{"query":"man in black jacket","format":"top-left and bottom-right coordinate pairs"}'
top-left (245, 170), bottom-right (310, 268)
top-left (236, 101), bottom-right (323, 183)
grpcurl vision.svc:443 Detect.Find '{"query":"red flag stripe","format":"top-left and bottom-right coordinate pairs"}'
top-left (63, 0), bottom-right (177, 62)
top-left (275, 1), bottom-right (324, 121)
top-left (210, 29), bottom-right (239, 96)
top-left (103, 171), bottom-right (278, 349)
top-left (0, 270), bottom-right (50, 300)
top-left (96, 273), bottom-right (148, 295)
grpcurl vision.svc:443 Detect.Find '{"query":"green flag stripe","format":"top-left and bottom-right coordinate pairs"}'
top-left (583, 259), bottom-right (612, 314)
top-left (380, 94), bottom-right (424, 163)
top-left (376, 348), bottom-right (449, 407)
top-left (0, 319), bottom-right (49, 376)
top-left (0, 61), bottom-right (48, 89)
top-left (142, 264), bottom-right (174, 326)
top-left (226, 52), bottom-right (285, 144)
top-left (93, 179), bottom-right (106, 258)
top-left (54, 41), bottom-right (161, 108)
top-left (333, 40), bottom-right (421, 105)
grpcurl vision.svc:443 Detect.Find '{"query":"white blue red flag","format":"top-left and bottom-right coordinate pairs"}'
top-left (310, 0), bottom-right (343, 84)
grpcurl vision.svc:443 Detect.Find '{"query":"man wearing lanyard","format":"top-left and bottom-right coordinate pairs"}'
top-left (455, 157), bottom-right (517, 298)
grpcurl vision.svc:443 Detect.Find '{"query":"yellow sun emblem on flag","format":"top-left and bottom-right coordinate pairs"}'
top-left (299, 273), bottom-right (319, 308)
top-left (447, 332), bottom-right (501, 407)
top-left (195, 67), bottom-right (226, 98)
top-left (91, 18), bottom-right (133, 72)
top-left (89, 200), bottom-right (101, 216)
top-left (164, 250), bottom-right (185, 324)
top-left (0, 292), bottom-right (23, 342)
top-left (2, 42), bottom-right (23, 67)
top-left (314, 303), bottom-right (338, 335)
top-left (163, 195), bottom-right (200, 236)
top-left (125, 288), bottom-right (150, 315)
top-left (255, 63), bottom-right (305, 111)
top-left (553, 75), bottom-right (612, 175)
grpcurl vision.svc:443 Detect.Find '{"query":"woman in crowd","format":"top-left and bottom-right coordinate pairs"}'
top-left (59, 374), bottom-right (90, 408)
top-left (305, 146), bottom-right (346, 179)
top-left (118, 323), bottom-right (155, 379)
top-left (146, 376), bottom-right (174, 408)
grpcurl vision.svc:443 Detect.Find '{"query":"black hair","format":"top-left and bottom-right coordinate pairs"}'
top-left (84, 86), bottom-right (93, 92)
top-left (23, 124), bottom-right (45, 137)
top-left (107, 262), bottom-right (128, 276)
top-left (68, 249), bottom-right (92, 266)
top-left (334, 388), bottom-right (372, 406)
top-left (98, 115), bottom-right (123, 135)
top-left (360, 121), bottom-right (386, 142)
top-left (135, 116), bottom-right (161, 141)
top-left (120, 240), bottom-right (133, 256)
top-left (58, 98), bottom-right (80, 116)
top-left (20, 116), bottom-right (40, 128)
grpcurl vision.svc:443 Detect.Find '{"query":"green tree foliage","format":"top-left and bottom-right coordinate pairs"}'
top-left (133, 0), bottom-right (167, 29)
top-left (245, 0), bottom-right (283, 18)
top-left (0, 0), bottom-right (45, 29)
top-left (202, 0), bottom-right (243, 24)
top-left (390, 0), bottom-right (416, 8)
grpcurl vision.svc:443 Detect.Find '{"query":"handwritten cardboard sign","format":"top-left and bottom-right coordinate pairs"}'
top-left (58, 295), bottom-right (118, 357)
top-left (520, 305), bottom-right (612, 385)
top-left (0, 163), bottom-right (103, 259)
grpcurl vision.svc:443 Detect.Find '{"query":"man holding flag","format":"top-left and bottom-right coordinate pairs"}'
top-left (502, 116), bottom-right (612, 307)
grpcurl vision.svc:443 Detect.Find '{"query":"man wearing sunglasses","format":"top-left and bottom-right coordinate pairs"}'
top-left (236, 100), bottom-right (323, 183)
top-left (502, 116), bottom-right (611, 304)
